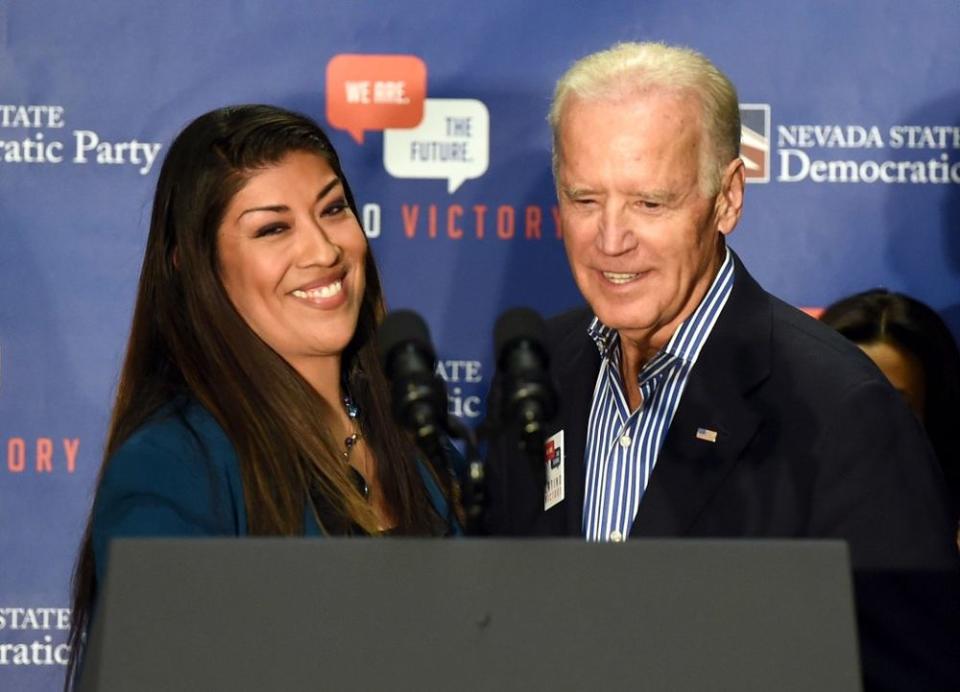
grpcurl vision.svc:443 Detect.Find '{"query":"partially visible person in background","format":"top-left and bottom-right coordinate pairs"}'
top-left (821, 289), bottom-right (960, 536)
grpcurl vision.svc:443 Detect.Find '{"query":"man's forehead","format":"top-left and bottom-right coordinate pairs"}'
top-left (558, 93), bottom-right (702, 159)
top-left (557, 91), bottom-right (703, 162)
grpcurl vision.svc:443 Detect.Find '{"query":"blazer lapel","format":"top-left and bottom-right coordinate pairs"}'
top-left (632, 253), bottom-right (771, 537)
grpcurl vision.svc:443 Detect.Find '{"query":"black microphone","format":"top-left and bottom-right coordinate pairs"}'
top-left (494, 307), bottom-right (558, 457)
top-left (379, 310), bottom-right (488, 534)
top-left (378, 310), bottom-right (446, 459)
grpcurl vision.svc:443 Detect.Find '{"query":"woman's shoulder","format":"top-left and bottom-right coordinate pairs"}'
top-left (114, 398), bottom-right (233, 463)
top-left (95, 398), bottom-right (246, 544)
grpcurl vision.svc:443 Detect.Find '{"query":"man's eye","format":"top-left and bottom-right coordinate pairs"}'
top-left (640, 201), bottom-right (661, 210)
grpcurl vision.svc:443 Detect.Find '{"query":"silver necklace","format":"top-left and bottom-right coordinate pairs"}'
top-left (341, 394), bottom-right (361, 461)
top-left (342, 394), bottom-right (369, 499)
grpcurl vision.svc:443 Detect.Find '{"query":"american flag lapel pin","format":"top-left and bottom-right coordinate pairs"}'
top-left (695, 427), bottom-right (718, 443)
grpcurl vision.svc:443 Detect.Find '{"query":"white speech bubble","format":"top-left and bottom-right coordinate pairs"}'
top-left (383, 98), bottom-right (489, 193)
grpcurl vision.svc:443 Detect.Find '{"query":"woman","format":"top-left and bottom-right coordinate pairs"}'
top-left (66, 105), bottom-right (459, 684)
top-left (821, 289), bottom-right (960, 528)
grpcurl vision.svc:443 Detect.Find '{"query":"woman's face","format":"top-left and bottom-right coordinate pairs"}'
top-left (217, 150), bottom-right (367, 376)
top-left (859, 340), bottom-right (927, 420)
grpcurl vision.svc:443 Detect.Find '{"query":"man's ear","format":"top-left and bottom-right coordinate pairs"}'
top-left (716, 157), bottom-right (745, 237)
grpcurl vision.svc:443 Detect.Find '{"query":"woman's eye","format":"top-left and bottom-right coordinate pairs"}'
top-left (254, 224), bottom-right (286, 238)
top-left (322, 198), bottom-right (348, 217)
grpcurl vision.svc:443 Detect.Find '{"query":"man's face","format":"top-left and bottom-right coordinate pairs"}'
top-left (556, 88), bottom-right (742, 351)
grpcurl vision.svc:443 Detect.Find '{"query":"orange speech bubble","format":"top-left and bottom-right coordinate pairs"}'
top-left (326, 54), bottom-right (427, 144)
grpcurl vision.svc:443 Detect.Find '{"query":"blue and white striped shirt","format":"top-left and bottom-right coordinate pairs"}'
top-left (582, 248), bottom-right (735, 542)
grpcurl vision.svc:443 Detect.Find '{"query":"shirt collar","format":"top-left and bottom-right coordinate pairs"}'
top-left (586, 317), bottom-right (616, 356)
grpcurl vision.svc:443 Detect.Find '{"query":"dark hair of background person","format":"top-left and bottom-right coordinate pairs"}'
top-left (820, 289), bottom-right (960, 522)
top-left (65, 105), bottom-right (449, 687)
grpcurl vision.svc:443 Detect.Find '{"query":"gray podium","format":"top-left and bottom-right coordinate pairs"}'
top-left (80, 539), bottom-right (861, 691)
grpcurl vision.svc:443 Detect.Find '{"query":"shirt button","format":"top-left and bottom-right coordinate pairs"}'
top-left (609, 530), bottom-right (623, 542)
top-left (619, 435), bottom-right (632, 447)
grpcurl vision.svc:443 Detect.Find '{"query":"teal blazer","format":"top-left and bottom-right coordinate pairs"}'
top-left (91, 400), bottom-right (458, 585)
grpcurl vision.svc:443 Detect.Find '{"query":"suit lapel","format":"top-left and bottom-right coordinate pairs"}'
top-left (632, 254), bottom-right (771, 537)
top-left (539, 309), bottom-right (599, 535)
top-left (558, 340), bottom-right (599, 536)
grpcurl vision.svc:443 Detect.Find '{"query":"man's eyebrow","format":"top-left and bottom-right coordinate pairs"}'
top-left (634, 189), bottom-right (679, 204)
top-left (560, 186), bottom-right (679, 204)
top-left (237, 178), bottom-right (342, 220)
top-left (561, 186), bottom-right (597, 199)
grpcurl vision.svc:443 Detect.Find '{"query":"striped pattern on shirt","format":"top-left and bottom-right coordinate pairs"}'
top-left (582, 249), bottom-right (735, 542)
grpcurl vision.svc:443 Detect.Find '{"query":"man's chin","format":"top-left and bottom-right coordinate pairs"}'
top-left (590, 305), bottom-right (656, 334)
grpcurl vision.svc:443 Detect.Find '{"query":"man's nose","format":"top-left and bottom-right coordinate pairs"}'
top-left (596, 202), bottom-right (637, 255)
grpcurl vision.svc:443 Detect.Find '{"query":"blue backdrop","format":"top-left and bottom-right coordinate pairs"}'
top-left (2, 2), bottom-right (959, 687)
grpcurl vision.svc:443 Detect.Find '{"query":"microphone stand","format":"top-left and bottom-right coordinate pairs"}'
top-left (440, 414), bottom-right (485, 536)
top-left (398, 371), bottom-right (487, 536)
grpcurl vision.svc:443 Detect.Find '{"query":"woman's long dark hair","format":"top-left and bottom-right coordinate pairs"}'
top-left (821, 289), bottom-right (960, 521)
top-left (66, 105), bottom-right (447, 686)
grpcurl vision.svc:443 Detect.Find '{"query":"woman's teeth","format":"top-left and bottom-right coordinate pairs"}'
top-left (293, 280), bottom-right (342, 300)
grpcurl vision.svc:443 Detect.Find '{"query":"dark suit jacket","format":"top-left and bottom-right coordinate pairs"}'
top-left (486, 253), bottom-right (958, 571)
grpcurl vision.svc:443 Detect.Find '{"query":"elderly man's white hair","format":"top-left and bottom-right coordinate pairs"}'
top-left (549, 42), bottom-right (741, 196)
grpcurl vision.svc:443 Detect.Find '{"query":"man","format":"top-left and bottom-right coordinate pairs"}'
top-left (485, 42), bottom-right (957, 571)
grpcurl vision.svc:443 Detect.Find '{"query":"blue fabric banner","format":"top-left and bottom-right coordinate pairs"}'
top-left (2, 2), bottom-right (958, 687)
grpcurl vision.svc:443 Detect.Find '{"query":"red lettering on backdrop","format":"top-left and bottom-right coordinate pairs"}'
top-left (447, 204), bottom-right (463, 239)
top-left (473, 205), bottom-right (487, 239)
top-left (427, 204), bottom-right (438, 238)
top-left (64, 438), bottom-right (80, 473)
top-left (497, 205), bottom-right (515, 239)
top-left (400, 203), bottom-right (562, 241)
top-left (401, 204), bottom-right (419, 238)
top-left (8, 438), bottom-right (25, 472)
top-left (1, 437), bottom-right (80, 474)
top-left (525, 205), bottom-right (542, 239)
top-left (36, 437), bottom-right (53, 472)
top-left (551, 205), bottom-right (562, 238)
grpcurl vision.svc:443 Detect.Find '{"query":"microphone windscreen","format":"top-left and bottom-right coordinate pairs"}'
top-left (494, 307), bottom-right (548, 366)
top-left (378, 309), bottom-right (435, 368)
